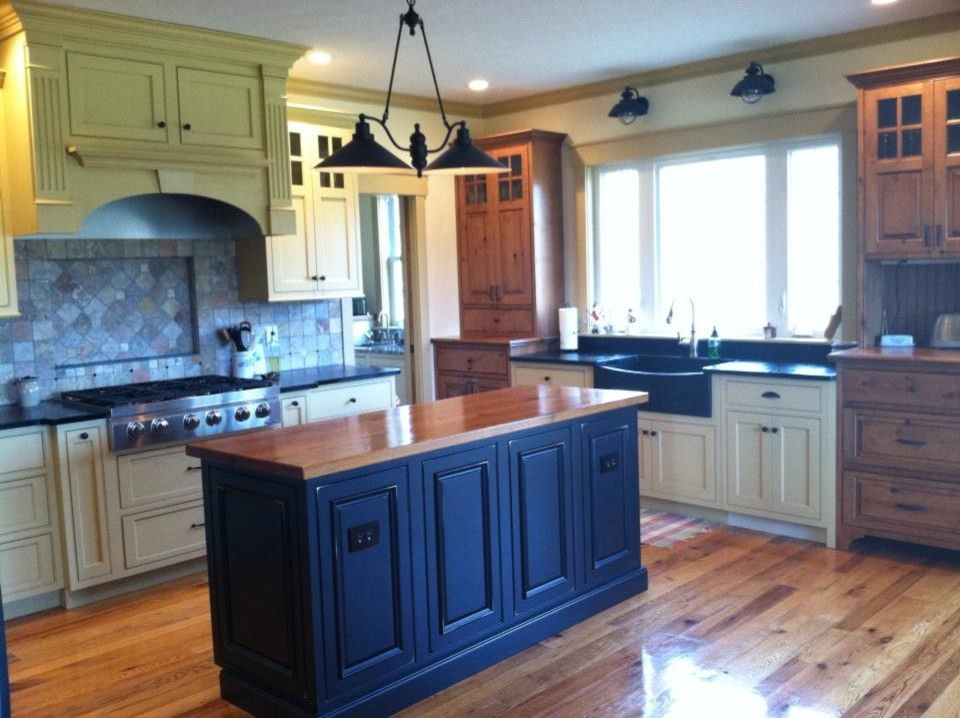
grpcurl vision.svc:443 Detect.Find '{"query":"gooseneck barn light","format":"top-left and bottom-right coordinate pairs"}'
top-left (731, 62), bottom-right (776, 104)
top-left (316, 0), bottom-right (507, 177)
top-left (608, 87), bottom-right (649, 125)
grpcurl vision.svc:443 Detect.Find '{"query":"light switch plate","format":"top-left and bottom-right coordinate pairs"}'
top-left (878, 334), bottom-right (915, 347)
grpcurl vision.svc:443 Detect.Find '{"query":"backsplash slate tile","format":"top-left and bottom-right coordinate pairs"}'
top-left (0, 238), bottom-right (343, 404)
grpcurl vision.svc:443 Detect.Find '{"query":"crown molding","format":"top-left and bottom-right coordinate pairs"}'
top-left (479, 10), bottom-right (960, 117)
top-left (285, 77), bottom-right (482, 119)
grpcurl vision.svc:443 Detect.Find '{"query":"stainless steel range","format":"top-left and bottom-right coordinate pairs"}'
top-left (61, 375), bottom-right (281, 452)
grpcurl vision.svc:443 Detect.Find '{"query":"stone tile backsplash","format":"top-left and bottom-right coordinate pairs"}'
top-left (0, 238), bottom-right (343, 404)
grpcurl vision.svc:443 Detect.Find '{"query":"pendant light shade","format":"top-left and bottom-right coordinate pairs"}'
top-left (314, 0), bottom-right (506, 177)
top-left (315, 119), bottom-right (414, 174)
top-left (731, 62), bottom-right (775, 104)
top-left (424, 125), bottom-right (508, 175)
top-left (608, 87), bottom-right (649, 125)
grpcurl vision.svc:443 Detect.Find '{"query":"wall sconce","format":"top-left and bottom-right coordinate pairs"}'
top-left (608, 87), bottom-right (649, 125)
top-left (731, 62), bottom-right (775, 104)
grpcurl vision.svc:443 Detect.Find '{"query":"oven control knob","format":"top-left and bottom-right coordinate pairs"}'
top-left (183, 414), bottom-right (201, 431)
top-left (150, 417), bottom-right (170, 433)
top-left (255, 402), bottom-right (271, 419)
top-left (126, 421), bottom-right (145, 439)
top-left (206, 410), bottom-right (223, 426)
top-left (235, 406), bottom-right (251, 422)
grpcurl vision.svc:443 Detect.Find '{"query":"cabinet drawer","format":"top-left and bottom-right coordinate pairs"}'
top-left (845, 410), bottom-right (960, 477)
top-left (842, 368), bottom-right (960, 413)
top-left (846, 473), bottom-right (960, 536)
top-left (0, 474), bottom-right (50, 537)
top-left (122, 501), bottom-right (206, 569)
top-left (512, 363), bottom-right (592, 388)
top-left (724, 379), bottom-right (822, 413)
top-left (435, 345), bottom-right (508, 375)
top-left (116, 446), bottom-right (202, 510)
top-left (461, 308), bottom-right (534, 335)
top-left (0, 533), bottom-right (58, 600)
top-left (0, 428), bottom-right (46, 477)
top-left (305, 379), bottom-right (393, 421)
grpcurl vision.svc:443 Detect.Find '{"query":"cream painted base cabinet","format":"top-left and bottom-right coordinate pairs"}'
top-left (717, 376), bottom-right (836, 547)
top-left (511, 361), bottom-right (593, 388)
top-left (638, 413), bottom-right (718, 507)
top-left (0, 426), bottom-right (62, 603)
top-left (280, 375), bottom-right (396, 427)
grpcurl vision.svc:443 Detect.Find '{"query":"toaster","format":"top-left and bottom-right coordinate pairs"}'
top-left (931, 313), bottom-right (960, 348)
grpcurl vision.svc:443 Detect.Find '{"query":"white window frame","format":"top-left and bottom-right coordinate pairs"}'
top-left (589, 133), bottom-right (842, 338)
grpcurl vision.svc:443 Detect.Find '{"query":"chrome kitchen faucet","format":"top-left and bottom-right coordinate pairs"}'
top-left (666, 297), bottom-right (697, 358)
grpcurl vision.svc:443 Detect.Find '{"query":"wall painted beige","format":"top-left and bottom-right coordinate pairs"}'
top-left (479, 29), bottom-right (960, 341)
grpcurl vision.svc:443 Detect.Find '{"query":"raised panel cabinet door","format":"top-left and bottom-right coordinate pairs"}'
top-left (435, 372), bottom-right (473, 399)
top-left (862, 82), bottom-right (935, 258)
top-left (1, 581), bottom-right (9, 718)
top-left (316, 465), bottom-right (415, 698)
top-left (66, 52), bottom-right (168, 142)
top-left (422, 445), bottom-right (502, 650)
top-left (934, 77), bottom-right (960, 255)
top-left (581, 414), bottom-right (640, 587)
top-left (768, 415), bottom-right (821, 521)
top-left (637, 420), bottom-right (655, 496)
top-left (724, 411), bottom-right (771, 512)
top-left (457, 205), bottom-right (498, 306)
top-left (313, 194), bottom-right (362, 295)
top-left (492, 146), bottom-right (534, 306)
top-left (508, 428), bottom-right (576, 615)
top-left (269, 195), bottom-right (322, 296)
top-left (60, 425), bottom-right (112, 584)
top-left (176, 68), bottom-right (264, 150)
top-left (645, 420), bottom-right (717, 505)
top-left (205, 469), bottom-right (310, 706)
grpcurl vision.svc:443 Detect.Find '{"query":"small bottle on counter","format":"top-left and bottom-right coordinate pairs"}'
top-left (707, 326), bottom-right (721, 359)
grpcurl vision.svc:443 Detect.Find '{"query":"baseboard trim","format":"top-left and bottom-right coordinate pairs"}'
top-left (63, 558), bottom-right (208, 609)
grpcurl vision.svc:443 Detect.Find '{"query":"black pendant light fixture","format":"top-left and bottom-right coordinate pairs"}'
top-left (608, 87), bottom-right (649, 125)
top-left (317, 0), bottom-right (507, 178)
top-left (731, 62), bottom-right (775, 104)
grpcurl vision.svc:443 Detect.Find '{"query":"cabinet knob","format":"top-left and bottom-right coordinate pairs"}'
top-left (190, 522), bottom-right (206, 529)
top-left (183, 123), bottom-right (192, 131)
top-left (318, 275), bottom-right (326, 281)
top-left (186, 465), bottom-right (202, 472)
top-left (641, 429), bottom-right (649, 436)
top-left (771, 427), bottom-right (779, 434)
top-left (79, 432), bottom-right (89, 440)
top-left (650, 430), bottom-right (658, 437)
top-left (291, 400), bottom-right (300, 407)
top-left (156, 121), bottom-right (166, 128)
top-left (348, 397), bottom-right (357, 403)
top-left (544, 376), bottom-right (551, 382)
top-left (761, 426), bottom-right (769, 433)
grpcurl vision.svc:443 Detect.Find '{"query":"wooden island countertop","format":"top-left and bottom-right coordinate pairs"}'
top-left (186, 384), bottom-right (647, 481)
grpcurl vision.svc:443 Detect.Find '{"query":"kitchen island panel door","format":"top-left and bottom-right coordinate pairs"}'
top-left (317, 466), bottom-right (415, 698)
top-left (582, 415), bottom-right (640, 587)
top-left (423, 445), bottom-right (502, 651)
top-left (509, 428), bottom-right (576, 615)
top-left (206, 470), bottom-right (309, 705)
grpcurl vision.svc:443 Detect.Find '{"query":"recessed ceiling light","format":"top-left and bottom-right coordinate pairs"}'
top-left (468, 79), bottom-right (489, 92)
top-left (871, 0), bottom-right (898, 5)
top-left (307, 50), bottom-right (333, 65)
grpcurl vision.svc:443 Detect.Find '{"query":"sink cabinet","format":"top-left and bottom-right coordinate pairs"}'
top-left (638, 413), bottom-right (718, 507)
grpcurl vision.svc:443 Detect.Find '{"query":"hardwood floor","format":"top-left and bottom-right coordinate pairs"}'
top-left (8, 526), bottom-right (960, 717)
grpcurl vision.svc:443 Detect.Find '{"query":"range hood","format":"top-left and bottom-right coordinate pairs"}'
top-left (18, 193), bottom-right (266, 241)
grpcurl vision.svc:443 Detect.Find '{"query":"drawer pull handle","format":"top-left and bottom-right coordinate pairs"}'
top-left (79, 432), bottom-right (89, 440)
top-left (187, 465), bottom-right (202, 472)
top-left (896, 438), bottom-right (927, 447)
top-left (761, 391), bottom-right (780, 399)
top-left (190, 521), bottom-right (206, 529)
top-left (895, 502), bottom-right (927, 512)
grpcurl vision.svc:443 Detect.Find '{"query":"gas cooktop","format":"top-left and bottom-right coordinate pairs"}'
top-left (61, 375), bottom-right (280, 452)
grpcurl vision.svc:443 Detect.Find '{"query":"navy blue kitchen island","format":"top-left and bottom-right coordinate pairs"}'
top-left (187, 385), bottom-right (648, 717)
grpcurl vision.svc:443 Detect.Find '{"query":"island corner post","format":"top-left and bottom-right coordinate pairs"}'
top-left (187, 385), bottom-right (649, 717)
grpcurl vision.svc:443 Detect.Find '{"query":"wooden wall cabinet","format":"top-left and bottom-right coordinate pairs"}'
top-left (849, 58), bottom-right (960, 259)
top-left (455, 129), bottom-right (566, 338)
top-left (237, 121), bottom-right (363, 302)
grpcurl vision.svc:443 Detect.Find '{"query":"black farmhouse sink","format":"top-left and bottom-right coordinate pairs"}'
top-left (593, 354), bottom-right (719, 417)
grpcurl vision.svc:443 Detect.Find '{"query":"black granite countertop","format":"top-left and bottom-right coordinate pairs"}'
top-left (704, 361), bottom-right (836, 381)
top-left (510, 351), bottom-right (636, 366)
top-left (0, 400), bottom-right (108, 431)
top-left (277, 365), bottom-right (401, 393)
top-left (355, 344), bottom-right (405, 355)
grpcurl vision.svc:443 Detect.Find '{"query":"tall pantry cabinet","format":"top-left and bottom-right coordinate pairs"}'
top-left (433, 130), bottom-right (566, 399)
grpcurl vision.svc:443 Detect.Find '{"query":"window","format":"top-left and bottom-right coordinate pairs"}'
top-left (591, 137), bottom-right (841, 337)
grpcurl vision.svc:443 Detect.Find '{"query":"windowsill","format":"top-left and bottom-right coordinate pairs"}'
top-left (589, 331), bottom-right (838, 345)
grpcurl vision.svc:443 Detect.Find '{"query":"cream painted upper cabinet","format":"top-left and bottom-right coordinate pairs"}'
top-left (238, 121), bottom-right (362, 301)
top-left (0, 169), bottom-right (18, 318)
top-left (175, 68), bottom-right (263, 150)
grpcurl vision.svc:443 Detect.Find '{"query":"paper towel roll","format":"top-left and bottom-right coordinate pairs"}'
top-left (559, 307), bottom-right (578, 351)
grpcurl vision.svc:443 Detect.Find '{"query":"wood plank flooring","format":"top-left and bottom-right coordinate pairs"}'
top-left (8, 526), bottom-right (960, 717)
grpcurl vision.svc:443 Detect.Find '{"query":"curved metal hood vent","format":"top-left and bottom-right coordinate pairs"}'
top-left (20, 193), bottom-right (264, 240)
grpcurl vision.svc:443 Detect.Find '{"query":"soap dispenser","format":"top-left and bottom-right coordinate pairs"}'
top-left (707, 326), bottom-right (721, 359)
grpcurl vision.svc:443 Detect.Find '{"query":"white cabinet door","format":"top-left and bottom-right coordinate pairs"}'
top-left (58, 423), bottom-right (112, 585)
top-left (269, 195), bottom-right (321, 295)
top-left (639, 417), bottom-right (717, 505)
top-left (769, 415), bottom-right (821, 521)
top-left (725, 411), bottom-right (769, 512)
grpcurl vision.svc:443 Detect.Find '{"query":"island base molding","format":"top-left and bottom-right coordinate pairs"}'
top-left (219, 567), bottom-right (648, 718)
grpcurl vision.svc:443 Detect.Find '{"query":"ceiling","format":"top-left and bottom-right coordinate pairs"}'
top-left (33, 0), bottom-right (960, 104)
